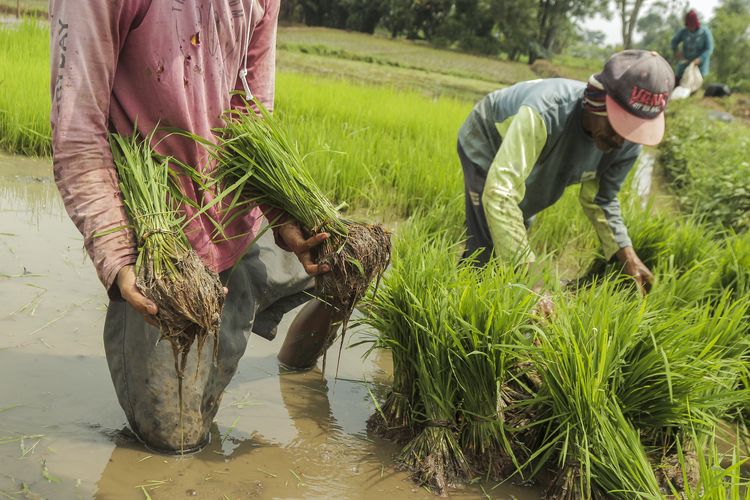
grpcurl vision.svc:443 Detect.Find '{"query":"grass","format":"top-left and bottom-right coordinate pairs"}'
top-left (658, 98), bottom-right (750, 232)
top-left (0, 1), bottom-right (46, 16)
top-left (278, 26), bottom-right (538, 86)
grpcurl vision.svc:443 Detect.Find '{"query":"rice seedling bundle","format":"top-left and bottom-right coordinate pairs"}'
top-left (396, 284), bottom-right (469, 495)
top-left (363, 216), bottom-right (540, 493)
top-left (447, 262), bottom-right (537, 477)
top-left (209, 101), bottom-right (391, 332)
top-left (109, 133), bottom-right (224, 379)
top-left (364, 219), bottom-right (460, 438)
top-left (524, 281), bottom-right (663, 499)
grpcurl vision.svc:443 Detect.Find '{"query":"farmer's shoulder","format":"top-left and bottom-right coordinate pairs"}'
top-left (524, 79), bottom-right (584, 106)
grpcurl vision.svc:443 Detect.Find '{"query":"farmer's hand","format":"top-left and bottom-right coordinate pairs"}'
top-left (691, 58), bottom-right (701, 66)
top-left (616, 246), bottom-right (654, 295)
top-left (528, 261), bottom-right (555, 319)
top-left (277, 221), bottom-right (331, 276)
top-left (675, 50), bottom-right (684, 60)
top-left (116, 265), bottom-right (158, 326)
top-left (533, 289), bottom-right (555, 320)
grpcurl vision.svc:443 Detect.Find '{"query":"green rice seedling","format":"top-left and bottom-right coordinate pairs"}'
top-left (109, 133), bottom-right (224, 380)
top-left (524, 279), bottom-right (663, 498)
top-left (0, 20), bottom-right (50, 156)
top-left (666, 434), bottom-right (750, 499)
top-left (363, 209), bottom-right (463, 439)
top-left (618, 294), bottom-right (750, 442)
top-left (711, 231), bottom-right (750, 302)
top-left (395, 282), bottom-right (470, 495)
top-left (447, 261), bottom-right (537, 477)
top-left (659, 101), bottom-right (750, 232)
top-left (580, 210), bottom-right (721, 291)
top-left (275, 72), bottom-right (470, 220)
top-left (204, 101), bottom-right (391, 336)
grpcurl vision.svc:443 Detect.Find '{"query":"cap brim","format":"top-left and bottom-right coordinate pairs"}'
top-left (605, 94), bottom-right (665, 146)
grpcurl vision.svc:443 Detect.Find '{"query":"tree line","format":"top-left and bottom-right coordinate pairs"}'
top-left (281, 0), bottom-right (750, 89)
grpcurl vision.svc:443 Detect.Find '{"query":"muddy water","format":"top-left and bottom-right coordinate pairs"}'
top-left (0, 155), bottom-right (540, 499)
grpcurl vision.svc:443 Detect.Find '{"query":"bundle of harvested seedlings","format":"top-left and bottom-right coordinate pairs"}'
top-left (109, 133), bottom-right (224, 379)
top-left (207, 100), bottom-right (390, 346)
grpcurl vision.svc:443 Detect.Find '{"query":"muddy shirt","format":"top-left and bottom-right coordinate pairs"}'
top-left (458, 79), bottom-right (641, 262)
top-left (50, 0), bottom-right (280, 295)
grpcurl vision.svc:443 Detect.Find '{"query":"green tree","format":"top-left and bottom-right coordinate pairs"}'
top-left (711, 0), bottom-right (750, 90)
top-left (490, 0), bottom-right (537, 60)
top-left (531, 0), bottom-right (607, 63)
top-left (636, 0), bottom-right (686, 59)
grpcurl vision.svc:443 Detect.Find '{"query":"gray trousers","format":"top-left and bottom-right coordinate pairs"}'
top-left (458, 141), bottom-right (535, 267)
top-left (459, 141), bottom-right (494, 266)
top-left (103, 231), bottom-right (315, 453)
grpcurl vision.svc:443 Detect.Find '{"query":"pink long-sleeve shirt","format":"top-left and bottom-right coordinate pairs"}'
top-left (50, 0), bottom-right (279, 297)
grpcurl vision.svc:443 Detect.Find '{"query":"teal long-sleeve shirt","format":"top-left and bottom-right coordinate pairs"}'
top-left (457, 79), bottom-right (641, 263)
top-left (671, 26), bottom-right (714, 76)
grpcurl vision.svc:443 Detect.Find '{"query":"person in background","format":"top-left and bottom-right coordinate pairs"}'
top-left (671, 9), bottom-right (714, 83)
top-left (457, 50), bottom-right (675, 308)
top-left (50, 0), bottom-right (340, 453)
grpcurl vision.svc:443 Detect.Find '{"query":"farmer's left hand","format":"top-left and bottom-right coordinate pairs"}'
top-left (616, 246), bottom-right (654, 295)
top-left (277, 221), bottom-right (331, 276)
top-left (691, 58), bottom-right (701, 66)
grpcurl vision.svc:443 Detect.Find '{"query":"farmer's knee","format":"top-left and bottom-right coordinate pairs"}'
top-left (128, 379), bottom-right (215, 453)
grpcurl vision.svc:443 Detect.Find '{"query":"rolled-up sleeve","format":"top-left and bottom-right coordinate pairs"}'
top-left (50, 0), bottom-right (145, 296)
top-left (578, 153), bottom-right (638, 259)
top-left (482, 105), bottom-right (547, 264)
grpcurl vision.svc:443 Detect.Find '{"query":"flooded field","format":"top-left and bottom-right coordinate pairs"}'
top-left (0, 154), bottom-right (539, 499)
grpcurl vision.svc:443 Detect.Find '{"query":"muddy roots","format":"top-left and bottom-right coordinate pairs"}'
top-left (398, 426), bottom-right (471, 497)
top-left (314, 222), bottom-right (391, 315)
top-left (314, 222), bottom-right (391, 375)
top-left (136, 249), bottom-right (224, 377)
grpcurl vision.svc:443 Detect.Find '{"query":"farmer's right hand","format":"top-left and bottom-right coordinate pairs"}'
top-left (532, 287), bottom-right (555, 320)
top-left (116, 265), bottom-right (158, 326)
top-left (277, 221), bottom-right (331, 276)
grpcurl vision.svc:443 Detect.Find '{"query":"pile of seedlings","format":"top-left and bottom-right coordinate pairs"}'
top-left (109, 133), bottom-right (225, 386)
top-left (363, 210), bottom-right (750, 498)
top-left (363, 216), bottom-right (539, 494)
top-left (190, 99), bottom-right (391, 357)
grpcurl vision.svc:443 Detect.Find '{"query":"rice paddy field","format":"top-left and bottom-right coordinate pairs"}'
top-left (2, 17), bottom-right (750, 499)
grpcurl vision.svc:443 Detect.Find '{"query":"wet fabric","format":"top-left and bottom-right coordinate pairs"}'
top-left (103, 230), bottom-right (315, 453)
top-left (457, 79), bottom-right (640, 263)
top-left (50, 0), bottom-right (280, 295)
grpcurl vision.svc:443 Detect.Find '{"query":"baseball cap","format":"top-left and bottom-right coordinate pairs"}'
top-left (597, 50), bottom-right (675, 146)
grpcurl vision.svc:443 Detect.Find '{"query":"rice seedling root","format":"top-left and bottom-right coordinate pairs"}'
top-left (137, 248), bottom-right (225, 377)
top-left (397, 426), bottom-right (471, 497)
top-left (655, 448), bottom-right (699, 496)
top-left (314, 221), bottom-right (391, 319)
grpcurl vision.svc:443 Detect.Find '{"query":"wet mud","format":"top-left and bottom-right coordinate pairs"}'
top-left (0, 154), bottom-right (540, 499)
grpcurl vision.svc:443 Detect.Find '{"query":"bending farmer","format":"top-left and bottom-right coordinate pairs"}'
top-left (50, 0), bottom-right (341, 453)
top-left (458, 50), bottom-right (675, 294)
top-left (671, 9), bottom-right (714, 83)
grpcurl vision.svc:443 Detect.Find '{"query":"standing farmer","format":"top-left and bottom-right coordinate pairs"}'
top-left (671, 9), bottom-right (714, 83)
top-left (458, 50), bottom-right (675, 295)
top-left (50, 0), bottom-right (340, 453)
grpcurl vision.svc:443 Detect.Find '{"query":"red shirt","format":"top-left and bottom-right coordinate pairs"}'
top-left (50, 0), bottom-right (280, 296)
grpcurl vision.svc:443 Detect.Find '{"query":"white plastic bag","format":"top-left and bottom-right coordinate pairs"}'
top-left (671, 86), bottom-right (692, 100)
top-left (680, 63), bottom-right (703, 94)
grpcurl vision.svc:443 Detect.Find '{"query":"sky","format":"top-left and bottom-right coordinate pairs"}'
top-left (584, 0), bottom-right (722, 46)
